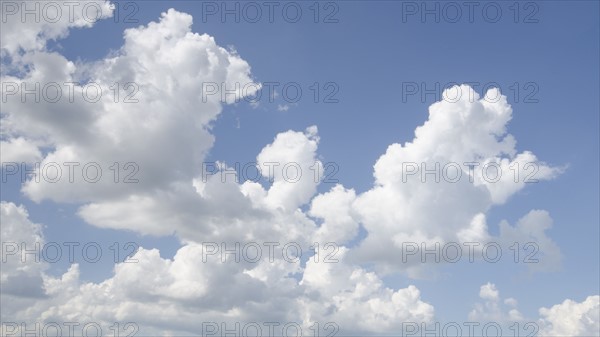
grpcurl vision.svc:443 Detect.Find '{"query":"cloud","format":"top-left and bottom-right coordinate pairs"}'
top-left (0, 4), bottom-right (585, 336)
top-left (309, 184), bottom-right (359, 245)
top-left (348, 85), bottom-right (563, 275)
top-left (0, 137), bottom-right (42, 164)
top-left (498, 209), bottom-right (563, 272)
top-left (299, 246), bottom-right (434, 333)
top-left (469, 282), bottom-right (523, 323)
top-left (2, 8), bottom-right (258, 204)
top-left (0, 202), bottom-right (47, 299)
top-left (468, 282), bottom-right (599, 337)
top-left (78, 126), bottom-right (323, 244)
top-left (479, 282), bottom-right (500, 301)
top-left (0, 0), bottom-right (113, 56)
top-left (538, 295), bottom-right (600, 336)
top-left (3, 3), bottom-right (563, 275)
top-left (253, 126), bottom-right (322, 211)
top-left (1, 202), bottom-right (434, 336)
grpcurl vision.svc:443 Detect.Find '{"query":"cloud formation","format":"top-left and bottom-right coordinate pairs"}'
top-left (1, 5), bottom-right (597, 336)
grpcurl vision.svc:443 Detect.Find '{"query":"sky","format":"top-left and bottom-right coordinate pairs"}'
top-left (1, 0), bottom-right (599, 336)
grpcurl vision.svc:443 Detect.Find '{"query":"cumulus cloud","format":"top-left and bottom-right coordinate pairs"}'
top-left (1, 8), bottom-right (258, 205)
top-left (0, 137), bottom-right (42, 164)
top-left (469, 282), bottom-right (523, 323)
top-left (348, 85), bottom-right (563, 275)
top-left (1, 202), bottom-right (434, 336)
top-left (538, 295), bottom-right (600, 336)
top-left (0, 3), bottom-right (587, 336)
top-left (0, 0), bottom-right (113, 56)
top-left (498, 209), bottom-right (563, 272)
top-left (468, 283), bottom-right (599, 337)
top-left (309, 184), bottom-right (359, 245)
top-left (253, 126), bottom-right (322, 211)
top-left (3, 205), bottom-right (594, 337)
top-left (0, 202), bottom-right (47, 299)
top-left (3, 4), bottom-right (562, 271)
top-left (78, 126), bottom-right (323, 244)
top-left (299, 246), bottom-right (434, 333)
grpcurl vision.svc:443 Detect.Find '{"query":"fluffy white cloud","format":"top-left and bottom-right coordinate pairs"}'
top-left (1, 203), bottom-right (434, 336)
top-left (0, 202), bottom-right (47, 299)
top-left (0, 0), bottom-right (113, 56)
top-left (468, 283), bottom-right (599, 337)
top-left (479, 282), bottom-right (500, 301)
top-left (299, 246), bottom-right (434, 333)
top-left (349, 85), bottom-right (563, 275)
top-left (1, 3), bottom-right (588, 336)
top-left (0, 138), bottom-right (42, 164)
top-left (2, 8), bottom-right (258, 205)
top-left (469, 282), bottom-right (523, 323)
top-left (254, 126), bottom-right (322, 212)
top-left (498, 209), bottom-right (563, 272)
top-left (2, 4), bottom-right (563, 274)
top-left (309, 184), bottom-right (359, 245)
top-left (78, 126), bottom-right (323, 245)
top-left (538, 295), bottom-right (600, 337)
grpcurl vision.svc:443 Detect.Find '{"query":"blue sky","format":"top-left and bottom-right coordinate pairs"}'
top-left (1, 1), bottom-right (599, 336)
